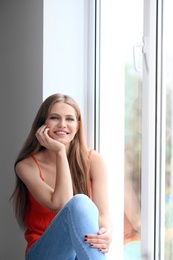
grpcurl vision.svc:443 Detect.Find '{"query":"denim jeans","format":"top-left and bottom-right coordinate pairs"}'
top-left (25, 194), bottom-right (106, 260)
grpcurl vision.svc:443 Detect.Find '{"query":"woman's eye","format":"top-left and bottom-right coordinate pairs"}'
top-left (67, 118), bottom-right (74, 121)
top-left (50, 116), bottom-right (59, 120)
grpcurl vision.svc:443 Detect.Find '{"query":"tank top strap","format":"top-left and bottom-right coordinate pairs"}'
top-left (31, 155), bottom-right (44, 181)
top-left (88, 149), bottom-right (93, 160)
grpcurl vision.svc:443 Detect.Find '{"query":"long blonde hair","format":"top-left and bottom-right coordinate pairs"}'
top-left (11, 93), bottom-right (90, 229)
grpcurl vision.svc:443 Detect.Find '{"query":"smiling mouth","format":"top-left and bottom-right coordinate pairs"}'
top-left (55, 131), bottom-right (69, 135)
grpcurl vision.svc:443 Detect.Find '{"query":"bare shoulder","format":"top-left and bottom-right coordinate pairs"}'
top-left (15, 157), bottom-right (37, 178)
top-left (89, 149), bottom-right (105, 164)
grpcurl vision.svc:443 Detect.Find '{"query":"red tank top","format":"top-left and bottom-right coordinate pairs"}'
top-left (24, 151), bottom-right (93, 253)
top-left (24, 156), bottom-right (56, 253)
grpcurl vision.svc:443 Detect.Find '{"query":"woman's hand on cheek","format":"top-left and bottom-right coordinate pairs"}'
top-left (84, 227), bottom-right (111, 253)
top-left (35, 124), bottom-right (65, 153)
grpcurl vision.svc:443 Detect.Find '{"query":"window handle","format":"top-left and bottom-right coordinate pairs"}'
top-left (133, 41), bottom-right (143, 73)
top-left (133, 36), bottom-right (149, 73)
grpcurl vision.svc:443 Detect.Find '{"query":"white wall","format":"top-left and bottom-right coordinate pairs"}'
top-left (43, 0), bottom-right (96, 148)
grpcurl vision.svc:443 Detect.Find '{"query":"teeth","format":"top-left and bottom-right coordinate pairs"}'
top-left (57, 131), bottom-right (66, 134)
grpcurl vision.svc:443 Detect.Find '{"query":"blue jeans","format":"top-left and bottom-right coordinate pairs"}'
top-left (25, 194), bottom-right (106, 260)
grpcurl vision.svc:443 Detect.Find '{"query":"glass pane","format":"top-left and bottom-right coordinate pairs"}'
top-left (124, 1), bottom-right (143, 258)
top-left (163, 0), bottom-right (173, 258)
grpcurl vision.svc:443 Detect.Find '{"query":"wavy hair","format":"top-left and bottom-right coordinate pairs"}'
top-left (11, 93), bottom-right (90, 229)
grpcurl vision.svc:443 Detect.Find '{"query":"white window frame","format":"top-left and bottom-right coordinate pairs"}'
top-left (141, 0), bottom-right (165, 259)
top-left (98, 0), bottom-right (164, 259)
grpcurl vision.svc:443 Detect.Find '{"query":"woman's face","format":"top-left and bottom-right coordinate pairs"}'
top-left (45, 102), bottom-right (79, 148)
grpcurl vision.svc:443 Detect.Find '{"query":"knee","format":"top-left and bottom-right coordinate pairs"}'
top-left (71, 194), bottom-right (92, 208)
top-left (68, 194), bottom-right (98, 217)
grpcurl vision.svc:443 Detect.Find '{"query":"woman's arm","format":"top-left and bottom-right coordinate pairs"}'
top-left (85, 150), bottom-right (112, 253)
top-left (16, 125), bottom-right (73, 212)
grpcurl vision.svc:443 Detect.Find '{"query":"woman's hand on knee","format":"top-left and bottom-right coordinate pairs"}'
top-left (84, 227), bottom-right (111, 253)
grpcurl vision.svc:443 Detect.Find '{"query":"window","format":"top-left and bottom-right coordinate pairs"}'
top-left (98, 0), bottom-right (143, 258)
top-left (98, 0), bottom-right (173, 259)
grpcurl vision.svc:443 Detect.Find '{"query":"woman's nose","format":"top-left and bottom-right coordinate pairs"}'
top-left (58, 119), bottom-right (66, 127)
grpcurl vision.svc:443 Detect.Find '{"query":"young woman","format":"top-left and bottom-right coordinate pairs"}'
top-left (11, 93), bottom-right (112, 260)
